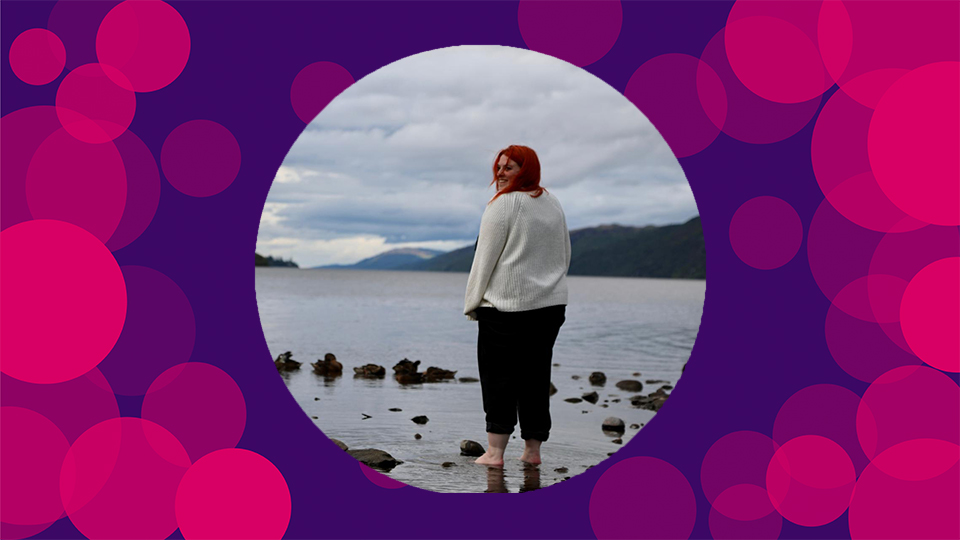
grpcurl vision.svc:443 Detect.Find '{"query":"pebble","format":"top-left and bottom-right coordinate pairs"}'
top-left (555, 467), bottom-right (568, 473)
top-left (442, 462), bottom-right (456, 468)
top-left (388, 408), bottom-right (402, 412)
top-left (411, 415), bottom-right (429, 425)
top-left (629, 424), bottom-right (640, 429)
top-left (612, 438), bottom-right (623, 445)
top-left (564, 397), bottom-right (583, 403)
top-left (414, 433), bottom-right (422, 439)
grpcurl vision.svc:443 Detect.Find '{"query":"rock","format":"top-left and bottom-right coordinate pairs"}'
top-left (615, 380), bottom-right (643, 393)
top-left (582, 410), bottom-right (589, 414)
top-left (549, 382), bottom-right (557, 396)
top-left (458, 377), bottom-right (479, 383)
top-left (414, 433), bottom-right (422, 440)
top-left (630, 387), bottom-right (670, 412)
top-left (353, 364), bottom-right (386, 378)
top-left (411, 415), bottom-right (429, 425)
top-left (388, 408), bottom-right (402, 412)
top-left (395, 372), bottom-right (423, 385)
top-left (392, 358), bottom-right (421, 374)
top-left (311, 353), bottom-right (343, 376)
top-left (274, 351), bottom-right (301, 371)
top-left (311, 416), bottom-right (318, 419)
top-left (361, 413), bottom-right (372, 420)
top-left (442, 462), bottom-right (456, 468)
top-left (571, 375), bottom-right (581, 380)
top-left (602, 417), bottom-right (626, 432)
top-left (314, 397), bottom-right (320, 401)
top-left (553, 363), bottom-right (560, 367)
top-left (423, 366), bottom-right (457, 382)
top-left (611, 398), bottom-right (620, 403)
top-left (329, 438), bottom-right (348, 451)
top-left (600, 404), bottom-right (608, 408)
top-left (582, 391), bottom-right (599, 404)
top-left (564, 397), bottom-right (583, 403)
top-left (607, 452), bottom-right (616, 456)
top-left (346, 448), bottom-right (401, 471)
top-left (645, 379), bottom-right (668, 384)
top-left (662, 385), bottom-right (674, 390)
top-left (632, 372), bottom-right (641, 377)
top-left (555, 467), bottom-right (568, 473)
top-left (629, 423), bottom-right (640, 430)
top-left (589, 372), bottom-right (606, 386)
top-left (460, 440), bottom-right (485, 457)
top-left (612, 438), bottom-right (623, 445)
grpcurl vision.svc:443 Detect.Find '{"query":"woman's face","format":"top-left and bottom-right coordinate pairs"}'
top-left (496, 155), bottom-right (520, 191)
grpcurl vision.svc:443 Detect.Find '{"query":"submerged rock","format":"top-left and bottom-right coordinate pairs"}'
top-left (555, 467), bottom-right (568, 474)
top-left (571, 375), bottom-right (581, 380)
top-left (411, 415), bottom-right (429, 425)
top-left (395, 372), bottom-right (424, 385)
top-left (630, 387), bottom-right (670, 412)
top-left (582, 391), bottom-right (599, 404)
top-left (329, 438), bottom-right (348, 451)
top-left (602, 417), bottom-right (626, 433)
top-left (629, 423), bottom-right (640, 430)
top-left (442, 462), bottom-right (456, 468)
top-left (460, 440), bottom-right (485, 457)
top-left (353, 364), bottom-right (386, 378)
top-left (414, 433), bottom-right (422, 440)
top-left (275, 351), bottom-right (301, 371)
top-left (589, 372), bottom-right (607, 386)
top-left (347, 448), bottom-right (401, 471)
top-left (458, 377), bottom-right (479, 383)
top-left (393, 358), bottom-right (421, 374)
top-left (311, 353), bottom-right (342, 376)
top-left (645, 379), bottom-right (668, 384)
top-left (564, 397), bottom-right (583, 404)
top-left (423, 366), bottom-right (457, 382)
top-left (549, 382), bottom-right (557, 396)
top-left (388, 408), bottom-right (402, 412)
top-left (615, 380), bottom-right (643, 393)
top-left (612, 438), bottom-right (623, 445)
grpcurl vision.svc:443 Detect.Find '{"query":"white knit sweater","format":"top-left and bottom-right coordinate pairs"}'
top-left (464, 190), bottom-right (571, 320)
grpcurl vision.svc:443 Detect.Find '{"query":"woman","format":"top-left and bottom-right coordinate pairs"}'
top-left (464, 145), bottom-right (571, 467)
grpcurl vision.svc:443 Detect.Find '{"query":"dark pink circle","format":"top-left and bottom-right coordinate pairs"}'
top-left (711, 483), bottom-right (776, 521)
top-left (0, 522), bottom-right (57, 540)
top-left (825, 299), bottom-right (922, 383)
top-left (55, 63), bottom-right (136, 144)
top-left (61, 418), bottom-right (190, 539)
top-left (807, 198), bottom-right (885, 303)
top-left (729, 196), bottom-right (802, 270)
top-left (773, 384), bottom-right (869, 475)
top-left (517, 1), bottom-right (622, 68)
top-left (47, 1), bottom-right (120, 71)
top-left (290, 61), bottom-right (355, 124)
top-left (900, 258), bottom-right (960, 372)
top-left (868, 62), bottom-right (960, 226)
top-left (709, 490), bottom-right (782, 540)
top-left (161, 120), bottom-right (241, 197)
top-left (849, 443), bottom-right (959, 539)
top-left (871, 439), bottom-right (959, 482)
top-left (97, 266), bottom-right (196, 396)
top-left (830, 275), bottom-right (908, 324)
top-left (0, 220), bottom-right (127, 384)
top-left (9, 28), bottom-right (66, 85)
top-left (701, 431), bottom-right (779, 505)
top-left (856, 366), bottom-right (960, 460)
top-left (142, 363), bottom-right (245, 462)
top-left (359, 463), bottom-right (406, 489)
top-left (105, 130), bottom-right (161, 251)
top-left (589, 457), bottom-right (696, 539)
top-left (816, 0), bottom-right (852, 85)
top-left (625, 54), bottom-right (725, 158)
top-left (0, 368), bottom-right (119, 444)
top-left (96, 0), bottom-right (191, 92)
top-left (765, 435), bottom-right (855, 527)
top-left (839, 69), bottom-right (908, 110)
top-left (175, 449), bottom-right (291, 539)
top-left (699, 27), bottom-right (821, 144)
top-left (0, 407), bottom-right (69, 525)
top-left (1, 106), bottom-right (62, 231)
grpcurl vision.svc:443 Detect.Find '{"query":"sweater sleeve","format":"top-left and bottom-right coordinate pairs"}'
top-left (463, 195), bottom-right (511, 320)
top-left (562, 209), bottom-right (571, 271)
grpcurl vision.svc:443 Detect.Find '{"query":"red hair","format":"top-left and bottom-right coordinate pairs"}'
top-left (489, 145), bottom-right (545, 202)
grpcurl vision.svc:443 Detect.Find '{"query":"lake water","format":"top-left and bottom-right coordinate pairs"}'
top-left (255, 268), bottom-right (705, 493)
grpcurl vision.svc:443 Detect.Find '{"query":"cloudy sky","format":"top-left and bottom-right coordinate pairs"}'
top-left (258, 46), bottom-right (697, 268)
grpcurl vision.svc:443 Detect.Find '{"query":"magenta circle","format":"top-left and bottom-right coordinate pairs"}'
top-left (26, 127), bottom-right (127, 243)
top-left (97, 265), bottom-right (196, 396)
top-left (868, 62), bottom-right (960, 226)
top-left (849, 443), bottom-right (959, 539)
top-left (9, 28), bottom-right (66, 85)
top-left (175, 449), bottom-right (291, 539)
top-left (47, 1), bottom-right (119, 71)
top-left (900, 258), bottom-right (960, 372)
top-left (856, 366), bottom-right (960, 460)
top-left (105, 130), bottom-right (161, 251)
top-left (95, 0), bottom-right (191, 92)
top-left (1, 106), bottom-right (62, 231)
top-left (825, 299), bottom-right (921, 384)
top-left (517, 1), bottom-right (622, 68)
top-left (142, 363), bottom-right (246, 462)
top-left (701, 431), bottom-right (779, 505)
top-left (359, 463), bottom-right (407, 489)
top-left (290, 61), bottom-right (355, 124)
top-left (816, 0), bottom-right (852, 85)
top-left (0, 407), bottom-right (70, 526)
top-left (708, 494), bottom-right (782, 540)
top-left (55, 63), bottom-right (136, 144)
top-left (830, 275), bottom-right (908, 324)
top-left (729, 196), bottom-right (802, 270)
top-left (711, 483), bottom-right (776, 521)
top-left (589, 457), bottom-right (696, 539)
top-left (806, 198), bottom-right (884, 303)
top-left (61, 417), bottom-right (190, 539)
top-left (161, 120), bottom-right (241, 197)
top-left (699, 27), bottom-right (821, 144)
top-left (872, 439), bottom-right (960, 482)
top-left (765, 435), bottom-right (855, 527)
top-left (0, 220), bottom-right (127, 384)
top-left (0, 522), bottom-right (58, 540)
top-left (624, 54), bottom-right (725, 158)
top-left (0, 368), bottom-right (119, 444)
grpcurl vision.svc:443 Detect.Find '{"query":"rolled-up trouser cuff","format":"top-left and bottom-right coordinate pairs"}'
top-left (486, 421), bottom-right (515, 435)
top-left (521, 430), bottom-right (549, 442)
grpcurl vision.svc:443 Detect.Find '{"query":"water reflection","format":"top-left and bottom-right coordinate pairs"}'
top-left (484, 467), bottom-right (508, 493)
top-left (482, 464), bottom-right (542, 493)
top-left (519, 463), bottom-right (541, 493)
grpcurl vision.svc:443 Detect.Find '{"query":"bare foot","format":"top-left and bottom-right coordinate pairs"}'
top-left (519, 452), bottom-right (541, 465)
top-left (475, 452), bottom-right (504, 467)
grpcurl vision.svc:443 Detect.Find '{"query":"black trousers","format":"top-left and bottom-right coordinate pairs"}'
top-left (475, 305), bottom-right (565, 442)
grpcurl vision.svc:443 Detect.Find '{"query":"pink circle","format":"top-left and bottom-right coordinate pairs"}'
top-left (699, 27), bottom-right (821, 145)
top-left (849, 442), bottom-right (959, 539)
top-left (871, 439), bottom-right (960, 482)
top-left (830, 275), bottom-right (908, 324)
top-left (825, 299), bottom-right (922, 383)
top-left (724, 16), bottom-right (826, 104)
top-left (869, 62), bottom-right (960, 226)
top-left (729, 196), bottom-right (802, 270)
top-left (0, 407), bottom-right (69, 525)
top-left (96, 0), bottom-right (191, 92)
top-left (856, 366), bottom-right (960, 460)
top-left (290, 61), bottom-right (355, 124)
top-left (773, 384), bottom-right (869, 475)
top-left (709, 485), bottom-right (782, 540)
top-left (105, 130), bottom-right (161, 251)
top-left (701, 431), bottom-right (779, 505)
top-left (55, 63), bottom-right (136, 144)
top-left (9, 29), bottom-right (66, 85)
top-left (175, 449), bottom-right (291, 539)
top-left (839, 69), bottom-right (908, 110)
top-left (26, 128), bottom-right (127, 243)
top-left (0, 221), bottom-right (126, 384)
top-left (900, 258), bottom-right (960, 372)
top-left (142, 363), bottom-right (246, 462)
top-left (517, 1), bottom-right (622, 68)
top-left (161, 120), bottom-right (241, 197)
top-left (589, 457), bottom-right (696, 539)
top-left (1, 106), bottom-right (62, 231)
top-left (0, 368), bottom-right (119, 444)
top-left (765, 435), bottom-right (855, 527)
top-left (359, 462), bottom-right (407, 489)
top-left (625, 54), bottom-right (725, 158)
top-left (807, 198), bottom-right (885, 303)
top-left (816, 0), bottom-right (851, 85)
top-left (61, 417), bottom-right (190, 539)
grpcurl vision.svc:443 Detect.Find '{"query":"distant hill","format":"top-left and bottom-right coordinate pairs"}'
top-left (255, 253), bottom-right (299, 268)
top-left (315, 247), bottom-right (444, 270)
top-left (401, 217), bottom-right (705, 279)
